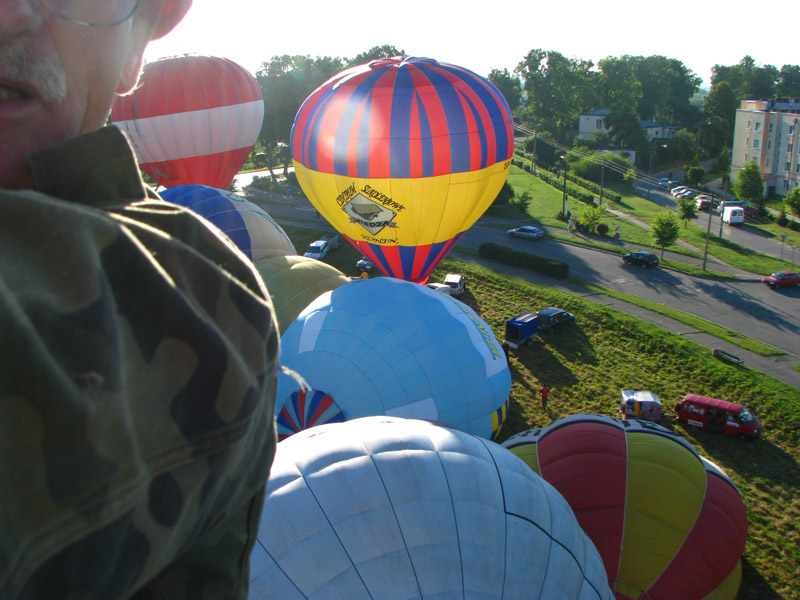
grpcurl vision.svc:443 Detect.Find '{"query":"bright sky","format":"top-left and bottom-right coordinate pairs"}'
top-left (145, 0), bottom-right (793, 89)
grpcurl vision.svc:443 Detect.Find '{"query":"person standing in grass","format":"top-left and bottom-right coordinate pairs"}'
top-left (540, 384), bottom-right (550, 411)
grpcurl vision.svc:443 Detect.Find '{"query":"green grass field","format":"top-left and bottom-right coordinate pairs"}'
top-left (436, 258), bottom-right (800, 600)
top-left (507, 165), bottom-right (799, 276)
top-left (279, 225), bottom-right (800, 598)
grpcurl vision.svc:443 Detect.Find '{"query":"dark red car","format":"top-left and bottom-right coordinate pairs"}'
top-left (762, 270), bottom-right (800, 289)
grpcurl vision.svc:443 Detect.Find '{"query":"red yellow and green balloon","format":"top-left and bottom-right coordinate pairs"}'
top-left (291, 57), bottom-right (513, 283)
top-left (503, 415), bottom-right (748, 600)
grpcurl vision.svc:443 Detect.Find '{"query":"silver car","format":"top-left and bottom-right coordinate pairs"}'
top-left (507, 225), bottom-right (544, 240)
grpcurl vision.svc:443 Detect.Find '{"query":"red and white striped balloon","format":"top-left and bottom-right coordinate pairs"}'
top-left (111, 55), bottom-right (264, 189)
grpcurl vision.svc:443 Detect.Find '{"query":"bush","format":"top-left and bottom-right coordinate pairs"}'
top-left (790, 220), bottom-right (800, 232)
top-left (596, 223), bottom-right (609, 236)
top-left (250, 175), bottom-right (272, 192)
top-left (478, 242), bottom-right (569, 278)
top-left (777, 211), bottom-right (789, 227)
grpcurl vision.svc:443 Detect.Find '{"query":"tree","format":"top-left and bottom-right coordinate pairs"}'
top-left (579, 204), bottom-right (606, 234)
top-left (493, 181), bottom-right (514, 207)
top-left (685, 166), bottom-right (705, 187)
top-left (625, 55), bottom-right (701, 125)
top-left (702, 82), bottom-right (738, 152)
top-left (711, 56), bottom-right (779, 101)
top-left (256, 55), bottom-right (345, 176)
top-left (512, 191), bottom-right (532, 214)
top-left (733, 160), bottom-right (765, 204)
top-left (598, 57), bottom-right (641, 115)
top-left (676, 197), bottom-right (698, 228)
top-left (488, 68), bottom-right (522, 113)
top-left (604, 108), bottom-right (647, 153)
top-left (346, 45), bottom-right (405, 67)
top-left (784, 186), bottom-right (800, 217)
top-left (777, 65), bottom-right (800, 98)
top-left (650, 212), bottom-right (680, 258)
top-left (515, 49), bottom-right (598, 140)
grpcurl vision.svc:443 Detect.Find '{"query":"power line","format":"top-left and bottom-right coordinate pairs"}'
top-left (513, 126), bottom-right (668, 188)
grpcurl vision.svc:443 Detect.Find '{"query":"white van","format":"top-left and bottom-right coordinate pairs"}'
top-left (722, 206), bottom-right (744, 225)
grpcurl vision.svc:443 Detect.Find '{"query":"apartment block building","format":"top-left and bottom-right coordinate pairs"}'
top-left (731, 99), bottom-right (800, 198)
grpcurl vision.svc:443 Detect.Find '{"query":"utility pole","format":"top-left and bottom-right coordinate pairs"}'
top-left (702, 202), bottom-right (713, 271)
top-left (561, 156), bottom-right (569, 218)
top-left (599, 159), bottom-right (605, 205)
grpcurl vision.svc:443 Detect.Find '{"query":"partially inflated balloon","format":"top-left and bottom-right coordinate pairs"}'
top-left (275, 278), bottom-right (511, 441)
top-left (111, 55), bottom-right (264, 189)
top-left (160, 184), bottom-right (295, 262)
top-left (503, 415), bottom-right (748, 600)
top-left (253, 255), bottom-right (350, 334)
top-left (249, 416), bottom-right (613, 599)
top-left (291, 57), bottom-right (513, 283)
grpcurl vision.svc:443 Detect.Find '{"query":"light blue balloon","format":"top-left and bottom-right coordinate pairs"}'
top-left (276, 277), bottom-right (511, 440)
top-left (249, 417), bottom-right (613, 599)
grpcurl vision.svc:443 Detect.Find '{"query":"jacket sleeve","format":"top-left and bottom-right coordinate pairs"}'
top-left (0, 188), bottom-right (278, 600)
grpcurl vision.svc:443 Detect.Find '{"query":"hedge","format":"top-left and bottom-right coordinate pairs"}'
top-left (478, 242), bottom-right (569, 278)
top-left (512, 155), bottom-right (623, 203)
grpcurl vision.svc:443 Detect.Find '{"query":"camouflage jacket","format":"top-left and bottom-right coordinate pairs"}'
top-left (0, 127), bottom-right (278, 599)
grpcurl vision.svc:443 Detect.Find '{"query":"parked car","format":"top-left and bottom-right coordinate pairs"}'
top-left (425, 282), bottom-right (452, 296)
top-left (675, 394), bottom-right (762, 439)
top-left (676, 189), bottom-right (698, 199)
top-left (443, 273), bottom-right (466, 297)
top-left (671, 186), bottom-right (689, 197)
top-left (537, 307), bottom-right (576, 333)
top-left (507, 225), bottom-right (544, 240)
top-left (623, 251), bottom-right (659, 268)
top-left (762, 270), bottom-right (800, 289)
top-left (355, 257), bottom-right (377, 273)
top-left (658, 178), bottom-right (671, 188)
top-left (695, 195), bottom-right (715, 211)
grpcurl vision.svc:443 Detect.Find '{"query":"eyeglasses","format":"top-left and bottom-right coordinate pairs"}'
top-left (39, 0), bottom-right (141, 27)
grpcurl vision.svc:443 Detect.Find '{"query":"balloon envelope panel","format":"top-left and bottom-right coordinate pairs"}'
top-left (253, 255), bottom-right (350, 335)
top-left (160, 184), bottom-right (295, 261)
top-left (249, 417), bottom-right (613, 599)
top-left (290, 57), bottom-right (513, 282)
top-left (276, 277), bottom-right (511, 440)
top-left (111, 54), bottom-right (264, 189)
top-left (502, 415), bottom-right (748, 600)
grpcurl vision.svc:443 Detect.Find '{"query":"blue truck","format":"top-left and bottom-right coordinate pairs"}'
top-left (504, 312), bottom-right (539, 349)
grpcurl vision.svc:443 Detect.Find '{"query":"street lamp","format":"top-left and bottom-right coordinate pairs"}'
top-left (695, 120), bottom-right (711, 157)
top-left (647, 141), bottom-right (668, 199)
top-left (560, 154), bottom-right (568, 218)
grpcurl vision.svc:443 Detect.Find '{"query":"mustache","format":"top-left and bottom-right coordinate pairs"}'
top-left (0, 43), bottom-right (67, 106)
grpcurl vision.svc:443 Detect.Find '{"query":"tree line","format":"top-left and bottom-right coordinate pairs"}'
top-left (251, 47), bottom-right (799, 180)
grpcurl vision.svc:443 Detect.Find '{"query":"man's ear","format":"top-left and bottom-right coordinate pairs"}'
top-left (116, 0), bottom-right (192, 95)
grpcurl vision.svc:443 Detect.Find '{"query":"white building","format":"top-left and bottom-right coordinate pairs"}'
top-left (578, 108), bottom-right (678, 141)
top-left (731, 99), bottom-right (800, 199)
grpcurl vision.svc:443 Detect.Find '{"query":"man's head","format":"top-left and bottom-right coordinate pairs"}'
top-left (0, 0), bottom-right (191, 189)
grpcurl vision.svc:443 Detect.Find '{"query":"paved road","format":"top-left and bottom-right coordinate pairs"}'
top-left (248, 189), bottom-right (800, 389)
top-left (463, 226), bottom-right (800, 358)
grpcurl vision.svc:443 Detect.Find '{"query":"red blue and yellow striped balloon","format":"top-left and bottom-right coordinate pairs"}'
top-left (291, 57), bottom-right (513, 282)
top-left (277, 389), bottom-right (344, 441)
